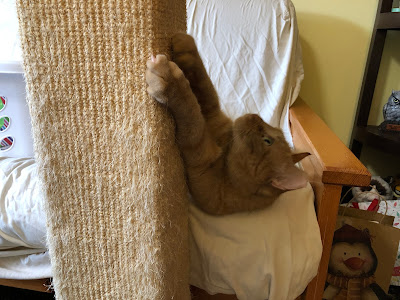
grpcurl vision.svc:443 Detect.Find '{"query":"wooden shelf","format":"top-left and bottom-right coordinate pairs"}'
top-left (377, 12), bottom-right (400, 29)
top-left (353, 125), bottom-right (400, 154)
top-left (350, 0), bottom-right (400, 158)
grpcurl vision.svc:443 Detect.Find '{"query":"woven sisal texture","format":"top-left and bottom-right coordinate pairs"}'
top-left (17, 1), bottom-right (189, 299)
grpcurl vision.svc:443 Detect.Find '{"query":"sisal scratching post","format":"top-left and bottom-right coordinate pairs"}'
top-left (17, 1), bottom-right (189, 299)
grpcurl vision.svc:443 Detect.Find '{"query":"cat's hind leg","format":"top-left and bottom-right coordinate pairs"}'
top-left (146, 54), bottom-right (221, 168)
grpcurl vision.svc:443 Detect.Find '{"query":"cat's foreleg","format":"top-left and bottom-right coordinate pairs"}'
top-left (146, 54), bottom-right (221, 168)
top-left (172, 33), bottom-right (232, 146)
top-left (172, 34), bottom-right (222, 118)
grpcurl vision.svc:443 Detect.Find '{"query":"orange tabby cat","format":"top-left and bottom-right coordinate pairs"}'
top-left (146, 33), bottom-right (309, 215)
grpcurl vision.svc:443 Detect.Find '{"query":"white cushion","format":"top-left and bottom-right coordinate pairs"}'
top-left (189, 184), bottom-right (322, 299)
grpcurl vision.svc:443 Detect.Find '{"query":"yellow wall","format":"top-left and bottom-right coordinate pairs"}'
top-left (292, 0), bottom-right (400, 176)
top-left (291, 0), bottom-right (377, 145)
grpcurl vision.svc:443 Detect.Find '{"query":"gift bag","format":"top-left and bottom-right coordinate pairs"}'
top-left (323, 207), bottom-right (400, 299)
top-left (349, 200), bottom-right (400, 286)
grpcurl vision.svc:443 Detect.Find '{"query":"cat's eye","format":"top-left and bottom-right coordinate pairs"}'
top-left (263, 137), bottom-right (273, 146)
top-left (394, 98), bottom-right (399, 104)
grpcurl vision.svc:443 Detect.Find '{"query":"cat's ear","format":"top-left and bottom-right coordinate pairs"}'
top-left (271, 166), bottom-right (308, 191)
top-left (292, 152), bottom-right (311, 164)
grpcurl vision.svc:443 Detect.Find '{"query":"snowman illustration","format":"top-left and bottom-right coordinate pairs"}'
top-left (323, 224), bottom-right (391, 300)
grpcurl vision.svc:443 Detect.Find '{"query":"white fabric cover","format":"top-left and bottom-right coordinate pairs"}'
top-left (187, 0), bottom-right (322, 299)
top-left (0, 157), bottom-right (51, 279)
top-left (189, 185), bottom-right (321, 300)
top-left (0, 252), bottom-right (51, 280)
top-left (187, 0), bottom-right (304, 144)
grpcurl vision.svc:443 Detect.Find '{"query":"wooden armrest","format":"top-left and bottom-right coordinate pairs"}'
top-left (290, 98), bottom-right (371, 300)
top-left (290, 98), bottom-right (370, 188)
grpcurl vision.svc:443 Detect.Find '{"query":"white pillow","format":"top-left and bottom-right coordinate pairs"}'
top-left (0, 157), bottom-right (47, 250)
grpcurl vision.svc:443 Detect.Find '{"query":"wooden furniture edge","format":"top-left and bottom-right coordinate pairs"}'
top-left (290, 97), bottom-right (370, 187)
top-left (290, 97), bottom-right (371, 300)
top-left (0, 278), bottom-right (52, 293)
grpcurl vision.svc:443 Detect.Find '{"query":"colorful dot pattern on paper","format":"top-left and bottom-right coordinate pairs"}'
top-left (0, 116), bottom-right (10, 132)
top-left (0, 136), bottom-right (14, 151)
top-left (0, 96), bottom-right (6, 111)
top-left (0, 96), bottom-right (14, 152)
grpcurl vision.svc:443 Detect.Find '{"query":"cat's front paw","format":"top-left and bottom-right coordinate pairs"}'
top-left (172, 33), bottom-right (198, 54)
top-left (172, 33), bottom-right (199, 72)
top-left (146, 54), bottom-right (184, 104)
